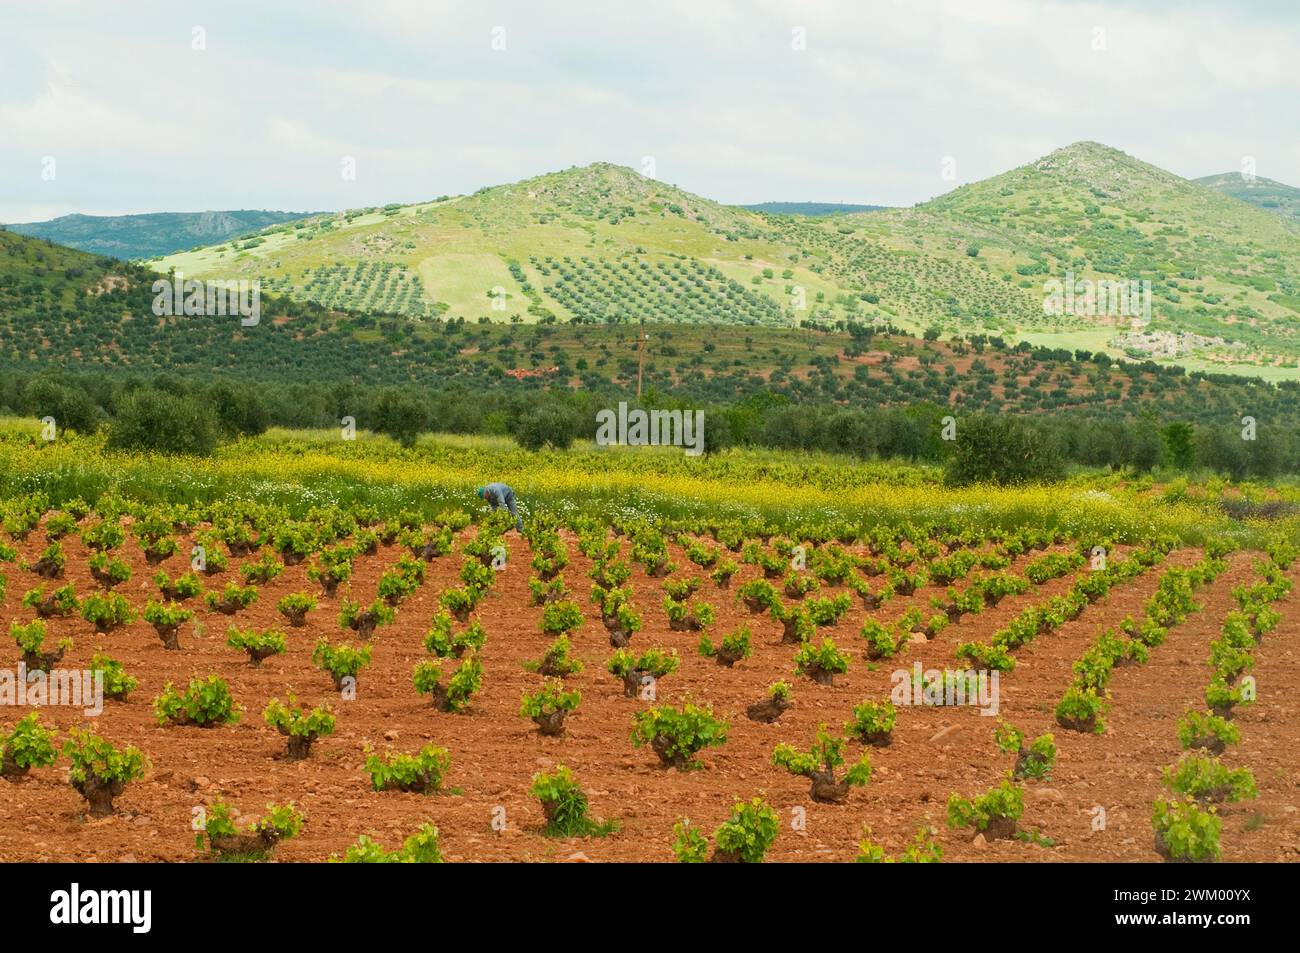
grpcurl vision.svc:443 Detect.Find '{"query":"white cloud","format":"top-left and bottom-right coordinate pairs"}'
top-left (0, 0), bottom-right (1296, 221)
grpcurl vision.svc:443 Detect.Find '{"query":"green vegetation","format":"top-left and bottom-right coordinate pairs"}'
top-left (530, 765), bottom-right (618, 837)
top-left (62, 727), bottom-right (148, 817)
top-left (672, 798), bottom-right (779, 863)
top-left (631, 702), bottom-right (728, 769)
top-left (334, 823), bottom-right (443, 863)
top-left (947, 780), bottom-right (1025, 839)
top-left (263, 695), bottom-right (336, 759)
top-left (772, 726), bottom-right (872, 803)
top-left (365, 745), bottom-right (451, 794)
top-left (1, 713), bottom-right (59, 779)
top-left (153, 676), bottom-right (242, 727)
top-left (195, 800), bottom-right (305, 861)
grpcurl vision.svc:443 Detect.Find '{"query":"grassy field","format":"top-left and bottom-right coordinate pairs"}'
top-left (1, 421), bottom-right (1291, 549)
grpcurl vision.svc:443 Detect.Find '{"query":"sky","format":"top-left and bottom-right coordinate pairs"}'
top-left (2, 0), bottom-right (1298, 222)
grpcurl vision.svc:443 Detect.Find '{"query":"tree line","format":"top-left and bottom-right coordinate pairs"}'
top-left (4, 370), bottom-right (1293, 483)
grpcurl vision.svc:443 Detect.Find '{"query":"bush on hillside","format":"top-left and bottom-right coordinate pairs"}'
top-left (106, 389), bottom-right (219, 456)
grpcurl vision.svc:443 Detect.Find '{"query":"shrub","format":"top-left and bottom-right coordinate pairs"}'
top-left (528, 574), bottom-right (569, 606)
top-left (307, 551), bottom-right (352, 594)
top-left (195, 800), bottom-right (304, 861)
top-left (1163, 755), bottom-right (1257, 804)
top-left (673, 797), bottom-right (779, 863)
top-left (520, 679), bottom-right (581, 735)
top-left (277, 592), bottom-right (317, 627)
top-left (1177, 710), bottom-right (1240, 754)
top-left (631, 702), bottom-right (728, 769)
top-left (28, 541), bottom-right (65, 578)
top-left (773, 726), bottom-right (872, 803)
top-left (607, 647), bottom-right (679, 697)
top-left (1152, 797), bottom-right (1220, 862)
top-left (0, 713), bottom-right (58, 780)
top-left (661, 596), bottom-right (688, 629)
top-left (861, 619), bottom-right (909, 661)
top-left (806, 593), bottom-right (852, 627)
top-left (153, 570), bottom-right (201, 601)
top-left (954, 640), bottom-right (1015, 672)
top-left (226, 626), bottom-right (286, 666)
top-left (663, 576), bottom-right (701, 601)
top-left (11, 619), bottom-right (72, 672)
top-left (239, 552), bottom-right (284, 585)
top-left (334, 823), bottom-right (443, 863)
top-left (745, 680), bottom-right (793, 723)
top-left (541, 600), bottom-right (584, 635)
top-left (947, 780), bottom-right (1024, 839)
top-left (424, 612), bottom-right (487, 658)
top-left (62, 728), bottom-right (148, 816)
top-left (858, 824), bottom-right (944, 863)
top-left (1205, 675), bottom-right (1251, 717)
top-left (154, 676), bottom-right (242, 727)
top-left (531, 765), bottom-right (617, 836)
top-left (143, 599), bottom-right (192, 648)
top-left (366, 745), bottom-right (451, 794)
top-left (438, 585), bottom-right (482, 621)
top-left (80, 519), bottom-right (125, 552)
top-left (263, 695), bottom-right (336, 759)
top-left (671, 822), bottom-right (710, 863)
top-left (378, 564), bottom-right (422, 605)
top-left (524, 633), bottom-right (584, 677)
top-left (312, 638), bottom-right (373, 690)
top-left (338, 594), bottom-right (396, 640)
top-left (204, 582), bottom-right (258, 614)
top-left (711, 559), bottom-right (740, 586)
top-left (270, 522), bottom-right (317, 564)
top-left (90, 652), bottom-right (137, 701)
top-left (793, 637), bottom-right (850, 685)
top-left (994, 721), bottom-right (1056, 779)
top-left (88, 552), bottom-right (131, 587)
top-left (737, 578), bottom-right (781, 613)
top-left (1055, 686), bottom-right (1106, 733)
top-left (412, 654), bottom-right (483, 712)
top-left (22, 583), bottom-right (79, 618)
top-left (698, 625), bottom-right (752, 666)
top-left (845, 699), bottom-right (896, 746)
top-left (782, 571), bottom-right (817, 600)
top-left (106, 388), bottom-right (219, 456)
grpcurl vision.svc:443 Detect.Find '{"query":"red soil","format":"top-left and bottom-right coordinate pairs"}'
top-left (0, 529), bottom-right (1294, 863)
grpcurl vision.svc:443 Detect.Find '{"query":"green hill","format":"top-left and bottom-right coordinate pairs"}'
top-left (851, 142), bottom-right (1300, 369)
top-left (152, 162), bottom-right (1039, 337)
top-left (1195, 172), bottom-right (1300, 225)
top-left (4, 210), bottom-right (315, 261)
top-left (147, 143), bottom-right (1300, 377)
top-left (6, 224), bottom-right (1300, 438)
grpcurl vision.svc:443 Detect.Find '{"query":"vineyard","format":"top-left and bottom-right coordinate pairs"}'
top-left (0, 451), bottom-right (1295, 863)
top-left (537, 255), bottom-right (788, 327)
top-left (263, 261), bottom-right (435, 319)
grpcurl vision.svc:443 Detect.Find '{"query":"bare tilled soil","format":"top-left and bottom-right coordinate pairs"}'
top-left (0, 529), bottom-right (1294, 863)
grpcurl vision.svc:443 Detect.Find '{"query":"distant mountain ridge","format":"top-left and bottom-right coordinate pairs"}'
top-left (740, 202), bottom-right (887, 216)
top-left (2, 209), bottom-right (317, 261)
top-left (1195, 172), bottom-right (1300, 225)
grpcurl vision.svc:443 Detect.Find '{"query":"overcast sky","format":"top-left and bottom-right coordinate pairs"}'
top-left (2, 0), bottom-right (1297, 222)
